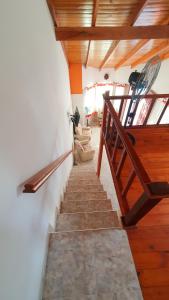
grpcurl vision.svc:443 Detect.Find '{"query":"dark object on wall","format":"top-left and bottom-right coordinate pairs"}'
top-left (104, 73), bottom-right (109, 80)
top-left (70, 107), bottom-right (80, 134)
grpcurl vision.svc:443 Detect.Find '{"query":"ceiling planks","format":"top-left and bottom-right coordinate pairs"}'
top-left (114, 40), bottom-right (149, 70)
top-left (115, 15), bottom-right (169, 70)
top-left (131, 40), bottom-right (169, 68)
top-left (99, 0), bottom-right (148, 69)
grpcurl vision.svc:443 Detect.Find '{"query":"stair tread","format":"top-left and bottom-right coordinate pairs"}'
top-left (64, 191), bottom-right (107, 201)
top-left (43, 229), bottom-right (142, 300)
top-left (61, 199), bottom-right (112, 213)
top-left (68, 179), bottom-right (100, 185)
top-left (70, 174), bottom-right (98, 178)
top-left (55, 211), bottom-right (120, 232)
top-left (66, 185), bottom-right (104, 192)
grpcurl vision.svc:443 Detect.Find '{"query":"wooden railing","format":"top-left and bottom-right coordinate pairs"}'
top-left (107, 92), bottom-right (169, 127)
top-left (97, 93), bottom-right (169, 226)
top-left (23, 150), bottom-right (72, 193)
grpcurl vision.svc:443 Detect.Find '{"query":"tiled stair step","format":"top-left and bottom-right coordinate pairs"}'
top-left (71, 166), bottom-right (95, 171)
top-left (64, 191), bottom-right (107, 201)
top-left (69, 175), bottom-right (99, 181)
top-left (61, 199), bottom-right (112, 213)
top-left (43, 229), bottom-right (142, 300)
top-left (55, 211), bottom-right (121, 232)
top-left (68, 178), bottom-right (100, 185)
top-left (71, 169), bottom-right (96, 175)
top-left (70, 171), bottom-right (97, 178)
top-left (66, 184), bottom-right (104, 192)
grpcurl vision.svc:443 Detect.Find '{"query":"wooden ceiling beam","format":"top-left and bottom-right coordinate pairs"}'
top-left (99, 0), bottom-right (148, 69)
top-left (47, 0), bottom-right (69, 65)
top-left (55, 26), bottom-right (169, 41)
top-left (115, 16), bottom-right (169, 70)
top-left (85, 0), bottom-right (99, 68)
top-left (47, 0), bottom-right (59, 26)
top-left (99, 41), bottom-right (119, 69)
top-left (160, 51), bottom-right (169, 61)
top-left (131, 40), bottom-right (169, 68)
top-left (85, 41), bottom-right (91, 68)
top-left (115, 40), bottom-right (148, 70)
top-left (92, 0), bottom-right (99, 27)
top-left (126, 0), bottom-right (148, 26)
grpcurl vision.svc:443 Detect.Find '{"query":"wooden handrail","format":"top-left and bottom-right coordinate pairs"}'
top-left (106, 100), bottom-right (151, 195)
top-left (106, 91), bottom-right (169, 127)
top-left (105, 93), bottom-right (169, 100)
top-left (23, 150), bottom-right (72, 193)
top-left (97, 92), bottom-right (169, 226)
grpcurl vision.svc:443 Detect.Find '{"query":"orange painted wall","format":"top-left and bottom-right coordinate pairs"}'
top-left (69, 64), bottom-right (82, 94)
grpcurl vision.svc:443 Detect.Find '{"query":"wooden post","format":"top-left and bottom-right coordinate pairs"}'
top-left (122, 192), bottom-right (161, 226)
top-left (122, 182), bottom-right (169, 226)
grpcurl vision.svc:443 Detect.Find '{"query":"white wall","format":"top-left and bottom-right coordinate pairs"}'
top-left (78, 66), bottom-right (131, 122)
top-left (83, 59), bottom-right (169, 93)
top-left (0, 1), bottom-right (73, 300)
top-left (151, 59), bottom-right (169, 93)
top-left (82, 66), bottom-right (132, 88)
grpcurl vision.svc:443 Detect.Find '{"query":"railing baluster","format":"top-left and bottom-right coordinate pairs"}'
top-left (122, 169), bottom-right (136, 197)
top-left (143, 98), bottom-right (155, 125)
top-left (112, 121), bottom-right (116, 139)
top-left (116, 148), bottom-right (127, 178)
top-left (97, 103), bottom-right (107, 177)
top-left (97, 102), bottom-right (108, 177)
top-left (102, 103), bottom-right (108, 136)
top-left (112, 133), bottom-right (119, 164)
top-left (130, 99), bottom-right (140, 126)
top-left (105, 111), bottom-right (111, 141)
top-left (157, 98), bottom-right (169, 124)
top-left (118, 99), bottom-right (124, 121)
top-left (124, 98), bottom-right (132, 127)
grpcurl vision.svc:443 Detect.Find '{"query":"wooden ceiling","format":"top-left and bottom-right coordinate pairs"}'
top-left (48, 0), bottom-right (169, 69)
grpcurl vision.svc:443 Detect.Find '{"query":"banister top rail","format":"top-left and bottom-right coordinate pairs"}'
top-left (105, 99), bottom-right (152, 195)
top-left (106, 93), bottom-right (169, 100)
top-left (23, 150), bottom-right (72, 193)
top-left (99, 92), bottom-right (169, 225)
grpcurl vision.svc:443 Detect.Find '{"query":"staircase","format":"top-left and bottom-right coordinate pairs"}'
top-left (43, 164), bottom-right (142, 300)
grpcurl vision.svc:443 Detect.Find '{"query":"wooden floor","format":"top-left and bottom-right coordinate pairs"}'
top-left (124, 127), bottom-right (169, 300)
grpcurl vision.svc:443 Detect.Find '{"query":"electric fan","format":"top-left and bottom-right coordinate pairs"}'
top-left (125, 55), bottom-right (161, 126)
